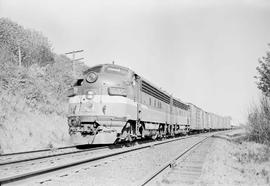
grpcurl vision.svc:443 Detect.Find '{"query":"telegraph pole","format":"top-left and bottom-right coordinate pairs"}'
top-left (65, 50), bottom-right (84, 77)
top-left (18, 45), bottom-right (22, 67)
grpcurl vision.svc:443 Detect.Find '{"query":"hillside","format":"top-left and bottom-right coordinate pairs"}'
top-left (0, 18), bottom-right (86, 153)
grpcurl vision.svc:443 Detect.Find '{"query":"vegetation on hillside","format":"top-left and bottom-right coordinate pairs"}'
top-left (0, 18), bottom-right (87, 153)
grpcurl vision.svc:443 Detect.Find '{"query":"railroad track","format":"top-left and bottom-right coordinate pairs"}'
top-left (1, 145), bottom-right (78, 157)
top-left (0, 133), bottom-right (205, 185)
top-left (0, 131), bottom-right (226, 185)
top-left (0, 138), bottom-right (170, 167)
top-left (0, 145), bottom-right (79, 166)
top-left (138, 135), bottom-right (212, 186)
top-left (0, 145), bottom-right (110, 166)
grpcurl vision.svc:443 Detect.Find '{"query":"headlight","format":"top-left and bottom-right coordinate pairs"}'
top-left (108, 87), bottom-right (127, 96)
top-left (68, 117), bottom-right (80, 127)
top-left (86, 90), bottom-right (95, 99)
top-left (86, 72), bottom-right (98, 83)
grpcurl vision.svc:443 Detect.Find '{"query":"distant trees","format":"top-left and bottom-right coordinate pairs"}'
top-left (0, 18), bottom-right (54, 67)
top-left (255, 45), bottom-right (270, 97)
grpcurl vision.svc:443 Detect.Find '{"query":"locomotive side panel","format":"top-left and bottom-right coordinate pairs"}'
top-left (140, 92), bottom-right (169, 123)
top-left (173, 107), bottom-right (188, 126)
top-left (140, 80), bottom-right (171, 125)
top-left (172, 98), bottom-right (189, 127)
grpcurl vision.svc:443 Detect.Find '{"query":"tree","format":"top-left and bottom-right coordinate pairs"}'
top-left (255, 44), bottom-right (270, 96)
top-left (0, 18), bottom-right (54, 67)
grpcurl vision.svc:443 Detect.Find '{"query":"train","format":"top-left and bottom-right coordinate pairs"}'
top-left (67, 64), bottom-right (231, 144)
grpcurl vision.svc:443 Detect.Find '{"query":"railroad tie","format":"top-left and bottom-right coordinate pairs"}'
top-left (160, 138), bottom-right (214, 185)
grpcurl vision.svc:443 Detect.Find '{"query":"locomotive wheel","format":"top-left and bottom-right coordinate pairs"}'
top-left (122, 122), bottom-right (133, 142)
top-left (151, 133), bottom-right (158, 140)
top-left (158, 124), bottom-right (164, 138)
top-left (139, 124), bottom-right (145, 138)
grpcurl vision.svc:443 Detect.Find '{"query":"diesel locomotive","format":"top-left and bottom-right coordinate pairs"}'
top-left (67, 64), bottom-right (231, 144)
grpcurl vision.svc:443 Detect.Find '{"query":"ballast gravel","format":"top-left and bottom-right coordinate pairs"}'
top-left (22, 135), bottom-right (209, 186)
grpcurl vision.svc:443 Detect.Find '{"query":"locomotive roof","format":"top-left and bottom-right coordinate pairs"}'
top-left (103, 63), bottom-right (132, 71)
top-left (139, 78), bottom-right (189, 108)
top-left (187, 102), bottom-right (199, 108)
top-left (85, 64), bottom-right (188, 106)
top-left (83, 64), bottom-right (133, 75)
top-left (139, 76), bottom-right (171, 96)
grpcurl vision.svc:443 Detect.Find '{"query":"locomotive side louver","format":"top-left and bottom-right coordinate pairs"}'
top-left (141, 81), bottom-right (170, 104)
top-left (173, 99), bottom-right (189, 110)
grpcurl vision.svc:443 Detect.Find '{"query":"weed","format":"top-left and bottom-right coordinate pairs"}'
top-left (48, 142), bottom-right (54, 149)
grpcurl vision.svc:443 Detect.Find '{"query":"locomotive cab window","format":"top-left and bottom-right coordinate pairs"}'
top-left (74, 79), bottom-right (84, 86)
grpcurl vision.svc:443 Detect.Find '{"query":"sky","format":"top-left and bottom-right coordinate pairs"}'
top-left (1, 0), bottom-right (270, 124)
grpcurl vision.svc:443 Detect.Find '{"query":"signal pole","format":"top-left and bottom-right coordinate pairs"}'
top-left (65, 50), bottom-right (84, 77)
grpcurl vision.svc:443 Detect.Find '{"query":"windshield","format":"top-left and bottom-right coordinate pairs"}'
top-left (83, 66), bottom-right (102, 75)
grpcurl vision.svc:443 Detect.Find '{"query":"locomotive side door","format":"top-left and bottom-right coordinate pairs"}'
top-left (132, 73), bottom-right (141, 135)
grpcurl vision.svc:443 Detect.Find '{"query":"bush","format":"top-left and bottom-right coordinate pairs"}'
top-left (247, 96), bottom-right (270, 145)
top-left (0, 57), bottom-right (75, 116)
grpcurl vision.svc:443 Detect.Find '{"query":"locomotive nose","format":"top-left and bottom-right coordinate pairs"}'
top-left (83, 71), bottom-right (130, 96)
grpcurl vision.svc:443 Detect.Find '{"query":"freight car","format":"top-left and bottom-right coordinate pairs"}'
top-left (188, 104), bottom-right (231, 133)
top-left (67, 64), bottom-right (230, 144)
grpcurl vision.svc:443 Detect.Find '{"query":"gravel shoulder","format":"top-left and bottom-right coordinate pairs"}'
top-left (195, 130), bottom-right (270, 186)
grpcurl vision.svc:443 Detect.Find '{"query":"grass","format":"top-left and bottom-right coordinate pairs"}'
top-left (246, 96), bottom-right (270, 145)
top-left (234, 145), bottom-right (270, 164)
top-left (232, 141), bottom-right (270, 185)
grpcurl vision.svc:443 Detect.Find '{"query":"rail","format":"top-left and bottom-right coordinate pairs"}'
top-left (137, 136), bottom-right (210, 186)
top-left (0, 134), bottom-right (202, 185)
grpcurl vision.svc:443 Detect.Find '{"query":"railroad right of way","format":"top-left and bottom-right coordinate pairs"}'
top-left (1, 131), bottom-right (229, 186)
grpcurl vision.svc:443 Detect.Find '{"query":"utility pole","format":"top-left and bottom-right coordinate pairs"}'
top-left (18, 46), bottom-right (22, 67)
top-left (65, 50), bottom-right (84, 77)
